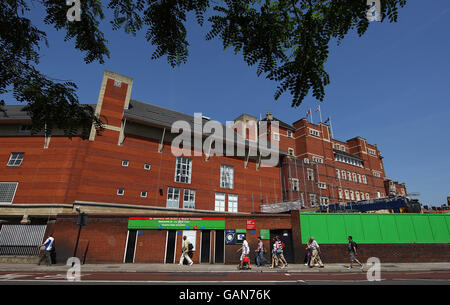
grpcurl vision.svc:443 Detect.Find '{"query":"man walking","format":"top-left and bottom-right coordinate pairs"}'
top-left (308, 236), bottom-right (324, 268)
top-left (255, 237), bottom-right (270, 267)
top-left (178, 236), bottom-right (193, 266)
top-left (348, 236), bottom-right (364, 270)
top-left (38, 233), bottom-right (55, 266)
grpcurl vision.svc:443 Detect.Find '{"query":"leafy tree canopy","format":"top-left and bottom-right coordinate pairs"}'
top-left (0, 0), bottom-right (406, 138)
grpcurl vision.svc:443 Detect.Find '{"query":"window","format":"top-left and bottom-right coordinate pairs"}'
top-left (291, 179), bottom-right (299, 191)
top-left (175, 157), bottom-right (192, 184)
top-left (350, 191), bottom-right (355, 201)
top-left (287, 130), bottom-right (293, 138)
top-left (341, 170), bottom-right (346, 180)
top-left (144, 163), bottom-right (151, 170)
top-left (373, 171), bottom-right (381, 178)
top-left (366, 193), bottom-right (370, 200)
top-left (344, 190), bottom-right (350, 200)
top-left (318, 182), bottom-right (326, 189)
top-left (336, 169), bottom-right (341, 179)
top-left (220, 165), bottom-right (234, 189)
top-left (288, 148), bottom-right (294, 156)
top-left (117, 188), bottom-right (125, 196)
top-left (356, 191), bottom-right (360, 201)
top-left (215, 193), bottom-right (226, 212)
top-left (167, 187), bottom-right (180, 208)
top-left (228, 194), bottom-right (238, 212)
top-left (377, 191), bottom-right (381, 198)
top-left (307, 168), bottom-right (314, 181)
top-left (309, 129), bottom-right (320, 137)
top-left (272, 133), bottom-right (280, 141)
top-left (368, 148), bottom-right (376, 156)
top-left (352, 173), bottom-right (357, 182)
top-left (309, 194), bottom-right (317, 205)
top-left (114, 80), bottom-right (122, 87)
top-left (313, 156), bottom-right (323, 164)
top-left (7, 153), bottom-right (24, 167)
top-left (362, 175), bottom-right (367, 184)
top-left (320, 197), bottom-right (329, 205)
top-left (140, 191), bottom-right (148, 198)
top-left (303, 158), bottom-right (310, 164)
top-left (121, 160), bottom-right (129, 167)
top-left (338, 189), bottom-right (343, 199)
top-left (0, 182), bottom-right (18, 204)
top-left (183, 189), bottom-right (196, 209)
top-left (357, 174), bottom-right (362, 183)
top-left (347, 172), bottom-right (352, 182)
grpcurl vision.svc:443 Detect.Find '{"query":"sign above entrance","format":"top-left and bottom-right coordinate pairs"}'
top-left (128, 217), bottom-right (225, 230)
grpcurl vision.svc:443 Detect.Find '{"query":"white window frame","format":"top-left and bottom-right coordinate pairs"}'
top-left (228, 194), bottom-right (238, 213)
top-left (166, 187), bottom-right (180, 208)
top-left (341, 170), bottom-right (346, 180)
top-left (140, 191), bottom-right (148, 198)
top-left (272, 132), bottom-right (280, 141)
top-left (288, 148), bottom-right (294, 156)
top-left (307, 168), bottom-right (314, 181)
top-left (7, 153), bottom-right (25, 167)
top-left (313, 156), bottom-right (323, 164)
top-left (183, 189), bottom-right (196, 209)
top-left (309, 129), bottom-right (320, 137)
top-left (362, 175), bottom-right (367, 184)
top-left (144, 163), bottom-right (151, 170)
top-left (287, 130), bottom-right (293, 138)
top-left (318, 182), bottom-right (326, 190)
top-left (220, 165), bottom-right (234, 189)
top-left (121, 160), bottom-right (129, 167)
top-left (215, 193), bottom-right (226, 212)
top-left (338, 188), bottom-right (343, 199)
top-left (0, 182), bottom-right (18, 204)
top-left (344, 190), bottom-right (350, 200)
top-left (175, 157), bottom-right (192, 184)
top-left (117, 188), bottom-right (125, 196)
top-left (291, 178), bottom-right (299, 191)
top-left (336, 169), bottom-right (341, 179)
top-left (320, 196), bottom-right (329, 205)
top-left (356, 191), bottom-right (360, 201)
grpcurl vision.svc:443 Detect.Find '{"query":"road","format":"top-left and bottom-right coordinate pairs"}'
top-left (0, 270), bottom-right (448, 285)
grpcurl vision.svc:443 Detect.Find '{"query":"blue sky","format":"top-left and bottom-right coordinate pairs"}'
top-left (7, 1), bottom-right (450, 206)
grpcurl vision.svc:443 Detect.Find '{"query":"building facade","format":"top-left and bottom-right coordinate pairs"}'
top-left (0, 71), bottom-right (419, 264)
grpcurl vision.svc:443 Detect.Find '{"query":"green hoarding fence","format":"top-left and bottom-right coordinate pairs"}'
top-left (300, 213), bottom-right (450, 244)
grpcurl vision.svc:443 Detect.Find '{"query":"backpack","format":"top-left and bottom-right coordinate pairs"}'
top-left (188, 242), bottom-right (194, 251)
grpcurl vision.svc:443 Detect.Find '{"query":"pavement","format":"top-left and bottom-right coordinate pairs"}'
top-left (1, 262), bottom-right (449, 273)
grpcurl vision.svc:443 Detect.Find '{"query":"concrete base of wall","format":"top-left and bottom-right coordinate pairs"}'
top-left (0, 256), bottom-right (40, 264)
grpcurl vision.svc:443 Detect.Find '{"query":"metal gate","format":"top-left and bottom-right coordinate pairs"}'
top-left (0, 225), bottom-right (47, 256)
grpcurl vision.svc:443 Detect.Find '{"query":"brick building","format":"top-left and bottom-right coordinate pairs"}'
top-left (0, 70), bottom-right (426, 265)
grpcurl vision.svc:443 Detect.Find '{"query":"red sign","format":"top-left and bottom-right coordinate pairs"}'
top-left (246, 219), bottom-right (256, 230)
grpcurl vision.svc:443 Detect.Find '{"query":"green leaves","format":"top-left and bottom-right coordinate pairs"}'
top-left (1, 0), bottom-right (407, 139)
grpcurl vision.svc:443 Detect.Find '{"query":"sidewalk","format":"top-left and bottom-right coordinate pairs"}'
top-left (1, 262), bottom-right (449, 273)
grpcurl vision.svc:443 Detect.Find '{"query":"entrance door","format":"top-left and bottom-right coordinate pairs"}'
top-left (124, 230), bottom-right (137, 263)
top-left (270, 229), bottom-right (294, 263)
top-left (200, 230), bottom-right (211, 263)
top-left (214, 230), bottom-right (225, 263)
top-left (165, 230), bottom-right (177, 264)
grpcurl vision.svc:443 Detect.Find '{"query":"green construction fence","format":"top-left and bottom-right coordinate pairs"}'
top-left (300, 213), bottom-right (450, 244)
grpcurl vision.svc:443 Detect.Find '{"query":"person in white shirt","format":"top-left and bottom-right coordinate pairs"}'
top-left (237, 236), bottom-right (251, 269)
top-left (38, 234), bottom-right (54, 266)
top-left (178, 236), bottom-right (193, 266)
top-left (308, 237), bottom-right (324, 268)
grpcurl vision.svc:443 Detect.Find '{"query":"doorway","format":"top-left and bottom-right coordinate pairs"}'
top-left (214, 230), bottom-right (224, 263)
top-left (124, 229), bottom-right (137, 263)
top-left (200, 230), bottom-right (211, 263)
top-left (165, 230), bottom-right (177, 264)
top-left (270, 229), bottom-right (294, 263)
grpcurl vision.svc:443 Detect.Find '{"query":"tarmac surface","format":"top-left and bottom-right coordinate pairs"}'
top-left (0, 262), bottom-right (449, 273)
